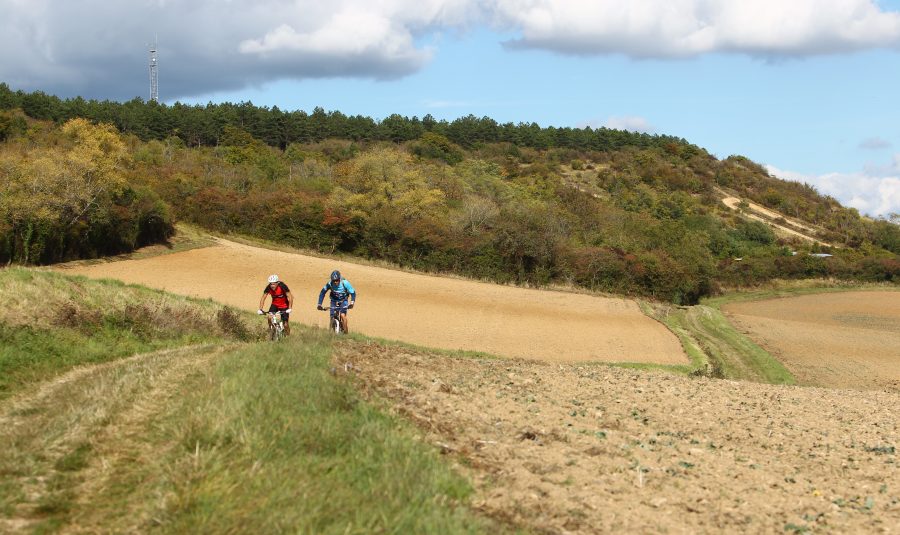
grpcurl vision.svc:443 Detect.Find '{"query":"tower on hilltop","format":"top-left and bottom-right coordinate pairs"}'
top-left (148, 38), bottom-right (159, 103)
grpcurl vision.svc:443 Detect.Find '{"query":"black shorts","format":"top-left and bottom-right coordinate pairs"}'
top-left (268, 305), bottom-right (290, 321)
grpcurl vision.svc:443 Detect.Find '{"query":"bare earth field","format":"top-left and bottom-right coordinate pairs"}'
top-left (337, 339), bottom-right (900, 534)
top-left (58, 238), bottom-right (685, 364)
top-left (51, 238), bottom-right (900, 532)
top-left (723, 292), bottom-right (900, 391)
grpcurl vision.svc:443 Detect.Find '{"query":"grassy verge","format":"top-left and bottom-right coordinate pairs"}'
top-left (639, 300), bottom-right (794, 384)
top-left (638, 279), bottom-right (898, 384)
top-left (0, 334), bottom-right (506, 534)
top-left (133, 336), bottom-right (497, 533)
top-left (0, 267), bottom-right (249, 399)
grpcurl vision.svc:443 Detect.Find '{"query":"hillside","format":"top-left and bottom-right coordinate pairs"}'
top-left (1, 86), bottom-right (898, 304)
top-left (2, 268), bottom-right (897, 533)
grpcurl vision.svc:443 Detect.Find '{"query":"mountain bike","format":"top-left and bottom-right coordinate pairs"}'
top-left (322, 302), bottom-right (349, 334)
top-left (265, 311), bottom-right (286, 341)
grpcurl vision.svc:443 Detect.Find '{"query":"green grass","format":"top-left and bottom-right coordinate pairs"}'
top-left (0, 268), bottom-right (509, 533)
top-left (132, 336), bottom-right (499, 534)
top-left (0, 321), bottom-right (213, 399)
top-left (635, 278), bottom-right (899, 384)
top-left (0, 334), bottom-right (505, 534)
top-left (0, 267), bottom-right (245, 399)
top-left (638, 300), bottom-right (795, 384)
top-left (684, 304), bottom-right (794, 384)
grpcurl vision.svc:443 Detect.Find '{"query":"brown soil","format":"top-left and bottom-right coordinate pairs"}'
top-left (57, 238), bottom-right (686, 364)
top-left (337, 339), bottom-right (900, 534)
top-left (44, 238), bottom-right (900, 533)
top-left (723, 292), bottom-right (900, 391)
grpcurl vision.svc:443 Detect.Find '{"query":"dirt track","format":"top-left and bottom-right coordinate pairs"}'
top-left (723, 292), bottom-right (900, 391)
top-left (58, 239), bottom-right (686, 364)
top-left (721, 196), bottom-right (831, 246)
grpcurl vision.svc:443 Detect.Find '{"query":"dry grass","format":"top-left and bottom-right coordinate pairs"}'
top-left (0, 269), bottom-right (509, 533)
top-left (0, 336), bottom-right (508, 534)
top-left (0, 268), bottom-right (253, 398)
top-left (0, 344), bottom-right (226, 533)
top-left (1, 267), bottom-right (220, 331)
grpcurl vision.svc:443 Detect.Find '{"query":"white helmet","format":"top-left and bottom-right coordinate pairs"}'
top-left (267, 274), bottom-right (279, 283)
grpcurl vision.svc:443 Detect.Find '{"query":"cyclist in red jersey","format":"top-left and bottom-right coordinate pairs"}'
top-left (258, 274), bottom-right (294, 335)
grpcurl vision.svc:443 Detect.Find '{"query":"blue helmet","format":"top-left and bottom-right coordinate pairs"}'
top-left (330, 270), bottom-right (341, 282)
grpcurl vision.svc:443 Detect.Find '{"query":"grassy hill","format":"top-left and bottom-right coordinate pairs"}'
top-left (0, 268), bottom-right (504, 533)
top-left (1, 88), bottom-right (898, 304)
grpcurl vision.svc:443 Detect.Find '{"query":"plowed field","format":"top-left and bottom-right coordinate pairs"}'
top-left (45, 241), bottom-right (900, 533)
top-left (59, 239), bottom-right (686, 364)
top-left (337, 338), bottom-right (900, 533)
top-left (723, 292), bottom-right (900, 391)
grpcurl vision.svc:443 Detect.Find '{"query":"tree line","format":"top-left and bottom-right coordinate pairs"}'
top-left (0, 118), bottom-right (173, 264)
top-left (0, 83), bottom-right (698, 154)
top-left (1, 86), bottom-right (897, 303)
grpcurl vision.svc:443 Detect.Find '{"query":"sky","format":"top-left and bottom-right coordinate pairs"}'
top-left (1, 0), bottom-right (899, 218)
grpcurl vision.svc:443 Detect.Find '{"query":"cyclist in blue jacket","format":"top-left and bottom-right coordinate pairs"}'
top-left (317, 270), bottom-right (356, 333)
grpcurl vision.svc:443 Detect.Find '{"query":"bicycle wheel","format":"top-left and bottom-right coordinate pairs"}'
top-left (332, 315), bottom-right (341, 334)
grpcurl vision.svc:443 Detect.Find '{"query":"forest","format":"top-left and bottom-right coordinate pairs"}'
top-left (1, 84), bottom-right (898, 304)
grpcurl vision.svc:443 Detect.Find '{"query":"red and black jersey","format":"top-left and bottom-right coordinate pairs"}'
top-left (263, 281), bottom-right (291, 309)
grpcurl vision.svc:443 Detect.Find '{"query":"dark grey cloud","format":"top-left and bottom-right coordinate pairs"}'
top-left (0, 0), bottom-right (457, 101)
top-left (3, 0), bottom-right (900, 102)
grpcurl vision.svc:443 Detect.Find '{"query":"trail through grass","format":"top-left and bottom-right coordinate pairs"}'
top-left (141, 335), bottom-right (495, 534)
top-left (639, 280), bottom-right (898, 384)
top-left (639, 300), bottom-right (795, 384)
top-left (0, 268), bottom-right (506, 534)
top-left (0, 267), bottom-right (245, 399)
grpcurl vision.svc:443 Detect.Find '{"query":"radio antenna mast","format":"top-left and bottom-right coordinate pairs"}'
top-left (148, 36), bottom-right (159, 102)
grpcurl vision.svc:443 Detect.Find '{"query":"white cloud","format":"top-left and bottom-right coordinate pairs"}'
top-left (488, 0), bottom-right (900, 58)
top-left (0, 0), bottom-right (466, 100)
top-left (767, 160), bottom-right (900, 218)
top-left (593, 115), bottom-right (657, 133)
top-left (1, 0), bottom-right (899, 100)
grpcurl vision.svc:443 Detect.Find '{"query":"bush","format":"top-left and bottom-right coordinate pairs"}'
top-left (216, 306), bottom-right (252, 341)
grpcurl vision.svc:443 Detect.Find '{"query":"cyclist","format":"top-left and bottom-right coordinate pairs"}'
top-left (317, 270), bottom-right (356, 333)
top-left (258, 274), bottom-right (294, 335)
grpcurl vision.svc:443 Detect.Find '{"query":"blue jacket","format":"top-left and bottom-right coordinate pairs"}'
top-left (318, 279), bottom-right (356, 306)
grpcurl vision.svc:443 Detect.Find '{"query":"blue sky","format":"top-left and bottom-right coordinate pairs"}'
top-left (2, 0), bottom-right (899, 217)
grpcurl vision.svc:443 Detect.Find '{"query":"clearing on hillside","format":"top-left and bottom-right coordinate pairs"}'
top-left (723, 291), bottom-right (900, 391)
top-left (58, 238), bottom-right (686, 365)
